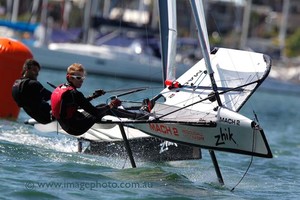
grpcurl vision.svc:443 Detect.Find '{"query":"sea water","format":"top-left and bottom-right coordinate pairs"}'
top-left (0, 69), bottom-right (299, 200)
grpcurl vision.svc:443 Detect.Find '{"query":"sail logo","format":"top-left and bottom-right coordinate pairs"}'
top-left (149, 124), bottom-right (179, 137)
top-left (184, 70), bottom-right (204, 85)
top-left (219, 117), bottom-right (240, 126)
top-left (215, 127), bottom-right (237, 146)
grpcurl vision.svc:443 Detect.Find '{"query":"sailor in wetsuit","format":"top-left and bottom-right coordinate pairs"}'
top-left (51, 63), bottom-right (144, 136)
top-left (12, 59), bottom-right (52, 124)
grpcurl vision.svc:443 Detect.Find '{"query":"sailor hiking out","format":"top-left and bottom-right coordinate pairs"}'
top-left (12, 59), bottom-right (53, 124)
top-left (51, 63), bottom-right (147, 136)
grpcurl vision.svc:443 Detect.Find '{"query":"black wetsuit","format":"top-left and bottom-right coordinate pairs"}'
top-left (12, 78), bottom-right (52, 124)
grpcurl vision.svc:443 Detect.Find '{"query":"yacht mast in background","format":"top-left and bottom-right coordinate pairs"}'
top-left (279, 0), bottom-right (290, 59)
top-left (240, 0), bottom-right (251, 50)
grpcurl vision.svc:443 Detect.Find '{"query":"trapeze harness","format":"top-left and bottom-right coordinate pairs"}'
top-left (51, 84), bottom-right (77, 120)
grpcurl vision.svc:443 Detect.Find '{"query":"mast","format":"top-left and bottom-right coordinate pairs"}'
top-left (189, 0), bottom-right (222, 106)
top-left (82, 0), bottom-right (92, 44)
top-left (11, 0), bottom-right (19, 22)
top-left (279, 0), bottom-right (289, 58)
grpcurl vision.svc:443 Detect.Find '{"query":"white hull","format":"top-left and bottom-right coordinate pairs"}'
top-left (30, 102), bottom-right (272, 158)
top-left (32, 107), bottom-right (272, 158)
top-left (28, 117), bottom-right (201, 161)
top-left (133, 107), bottom-right (272, 158)
top-left (31, 117), bottom-right (149, 142)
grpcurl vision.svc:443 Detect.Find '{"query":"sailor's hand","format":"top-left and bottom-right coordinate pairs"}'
top-left (109, 98), bottom-right (121, 108)
top-left (93, 89), bottom-right (106, 97)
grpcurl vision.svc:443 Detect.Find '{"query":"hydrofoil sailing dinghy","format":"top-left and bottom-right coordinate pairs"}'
top-left (25, 86), bottom-right (201, 162)
top-left (26, 0), bottom-right (272, 185)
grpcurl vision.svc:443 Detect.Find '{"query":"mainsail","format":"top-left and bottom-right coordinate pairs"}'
top-left (158, 0), bottom-right (177, 82)
top-left (156, 0), bottom-right (271, 117)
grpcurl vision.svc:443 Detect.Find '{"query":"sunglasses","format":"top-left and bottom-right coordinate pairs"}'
top-left (70, 75), bottom-right (85, 80)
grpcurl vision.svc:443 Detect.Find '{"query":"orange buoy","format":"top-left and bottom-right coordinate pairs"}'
top-left (0, 37), bottom-right (33, 120)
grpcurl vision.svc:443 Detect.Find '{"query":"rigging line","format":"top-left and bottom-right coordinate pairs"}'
top-left (216, 77), bottom-right (244, 83)
top-left (122, 156), bottom-right (128, 169)
top-left (155, 84), bottom-right (244, 119)
top-left (156, 79), bottom-right (260, 119)
top-left (222, 93), bottom-right (240, 109)
top-left (121, 100), bottom-right (144, 104)
top-left (245, 74), bottom-right (257, 85)
top-left (154, 97), bottom-right (213, 121)
top-left (186, 71), bottom-right (208, 105)
top-left (104, 86), bottom-right (150, 94)
top-left (182, 84), bottom-right (246, 92)
top-left (231, 126), bottom-right (256, 192)
top-left (253, 110), bottom-right (260, 124)
top-left (230, 74), bottom-right (259, 107)
top-left (156, 95), bottom-right (214, 120)
top-left (155, 91), bottom-right (205, 115)
top-left (191, 70), bottom-right (207, 91)
top-left (88, 87), bottom-right (149, 102)
top-left (176, 72), bottom-right (205, 106)
top-left (104, 86), bottom-right (162, 99)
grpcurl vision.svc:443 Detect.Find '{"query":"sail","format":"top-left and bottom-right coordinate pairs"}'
top-left (154, 0), bottom-right (272, 121)
top-left (156, 48), bottom-right (271, 122)
top-left (158, 0), bottom-right (177, 83)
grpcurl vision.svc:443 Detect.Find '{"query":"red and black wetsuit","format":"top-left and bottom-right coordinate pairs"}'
top-left (51, 83), bottom-right (137, 136)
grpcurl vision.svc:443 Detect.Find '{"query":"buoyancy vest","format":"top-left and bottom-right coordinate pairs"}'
top-left (12, 78), bottom-right (30, 107)
top-left (51, 84), bottom-right (77, 119)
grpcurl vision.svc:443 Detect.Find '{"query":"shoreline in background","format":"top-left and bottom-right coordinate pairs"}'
top-left (271, 59), bottom-right (300, 84)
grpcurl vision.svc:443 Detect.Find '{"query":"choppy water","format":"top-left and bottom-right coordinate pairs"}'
top-left (1, 69), bottom-right (300, 199)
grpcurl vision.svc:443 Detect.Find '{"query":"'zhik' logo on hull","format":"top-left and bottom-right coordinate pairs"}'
top-left (215, 127), bottom-right (237, 146)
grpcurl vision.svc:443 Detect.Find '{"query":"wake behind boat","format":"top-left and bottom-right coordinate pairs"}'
top-left (26, 114), bottom-right (202, 162)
